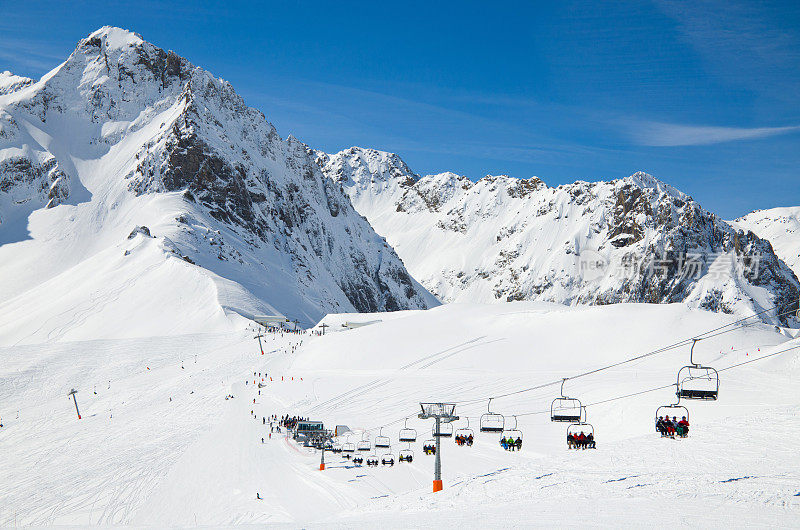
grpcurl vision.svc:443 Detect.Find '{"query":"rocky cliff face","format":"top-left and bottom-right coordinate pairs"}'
top-left (318, 147), bottom-right (799, 326)
top-left (0, 28), bottom-right (437, 329)
top-left (733, 207), bottom-right (800, 282)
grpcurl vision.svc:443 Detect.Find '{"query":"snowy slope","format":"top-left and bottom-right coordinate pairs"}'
top-left (317, 148), bottom-right (800, 327)
top-left (0, 28), bottom-right (437, 344)
top-left (2, 302), bottom-right (799, 527)
top-left (734, 206), bottom-right (800, 279)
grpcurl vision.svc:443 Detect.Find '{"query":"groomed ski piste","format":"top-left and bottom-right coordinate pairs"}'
top-left (1, 302), bottom-right (800, 527)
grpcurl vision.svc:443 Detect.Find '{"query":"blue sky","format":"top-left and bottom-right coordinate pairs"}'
top-left (1, 0), bottom-right (798, 217)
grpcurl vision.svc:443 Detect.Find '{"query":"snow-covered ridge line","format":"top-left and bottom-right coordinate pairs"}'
top-left (733, 206), bottom-right (800, 281)
top-left (317, 147), bottom-right (799, 327)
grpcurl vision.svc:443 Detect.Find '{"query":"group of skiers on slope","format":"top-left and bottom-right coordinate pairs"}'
top-left (500, 436), bottom-right (523, 451)
top-left (656, 416), bottom-right (690, 438)
top-left (455, 433), bottom-right (474, 446)
top-left (251, 324), bottom-right (305, 337)
top-left (279, 415), bottom-right (307, 431)
top-left (567, 431), bottom-right (596, 449)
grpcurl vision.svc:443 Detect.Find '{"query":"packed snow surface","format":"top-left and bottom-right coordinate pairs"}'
top-left (2, 302), bottom-right (799, 527)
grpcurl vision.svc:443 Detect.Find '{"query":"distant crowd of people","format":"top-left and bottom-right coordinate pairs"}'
top-left (279, 414), bottom-right (307, 431)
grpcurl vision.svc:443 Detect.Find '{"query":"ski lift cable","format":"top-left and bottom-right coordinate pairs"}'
top-left (453, 299), bottom-right (799, 406)
top-left (348, 299), bottom-right (799, 434)
top-left (507, 342), bottom-right (800, 418)
top-left (305, 337), bottom-right (493, 414)
top-left (363, 336), bottom-right (800, 432)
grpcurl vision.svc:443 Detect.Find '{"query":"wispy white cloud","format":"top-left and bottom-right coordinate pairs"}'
top-left (630, 121), bottom-right (800, 146)
top-left (655, 0), bottom-right (800, 100)
top-left (0, 35), bottom-right (69, 77)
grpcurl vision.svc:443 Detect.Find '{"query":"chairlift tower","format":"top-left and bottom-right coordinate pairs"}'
top-left (313, 430), bottom-right (334, 470)
top-left (418, 402), bottom-right (459, 492)
top-left (68, 389), bottom-right (81, 419)
top-left (254, 332), bottom-right (265, 355)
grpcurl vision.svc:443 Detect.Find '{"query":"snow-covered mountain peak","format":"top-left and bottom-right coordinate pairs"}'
top-left (0, 27), bottom-right (438, 341)
top-left (319, 146), bottom-right (418, 187)
top-left (83, 25), bottom-right (145, 50)
top-left (625, 171), bottom-right (690, 202)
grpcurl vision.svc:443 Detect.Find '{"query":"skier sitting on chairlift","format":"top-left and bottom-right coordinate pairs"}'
top-left (656, 416), bottom-right (666, 436)
top-left (664, 417), bottom-right (675, 437)
top-left (676, 416), bottom-right (689, 437)
top-left (586, 432), bottom-right (595, 449)
top-left (508, 436), bottom-right (517, 451)
top-left (576, 431), bottom-right (587, 449)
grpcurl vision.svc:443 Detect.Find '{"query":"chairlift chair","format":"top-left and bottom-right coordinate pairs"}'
top-left (655, 403), bottom-right (689, 432)
top-left (677, 339), bottom-right (719, 400)
top-left (381, 451), bottom-right (395, 466)
top-left (357, 433), bottom-right (371, 452)
top-left (454, 418), bottom-right (475, 446)
top-left (551, 379), bottom-right (583, 422)
top-left (366, 447), bottom-right (379, 467)
top-left (399, 443), bottom-right (414, 463)
top-left (501, 416), bottom-right (523, 441)
top-left (656, 398), bottom-right (690, 438)
top-left (566, 422), bottom-right (595, 443)
top-left (422, 438), bottom-right (436, 455)
top-left (432, 421), bottom-right (453, 438)
top-left (566, 407), bottom-right (596, 449)
top-left (375, 427), bottom-right (391, 449)
top-left (480, 398), bottom-right (505, 433)
top-left (398, 418), bottom-right (417, 442)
